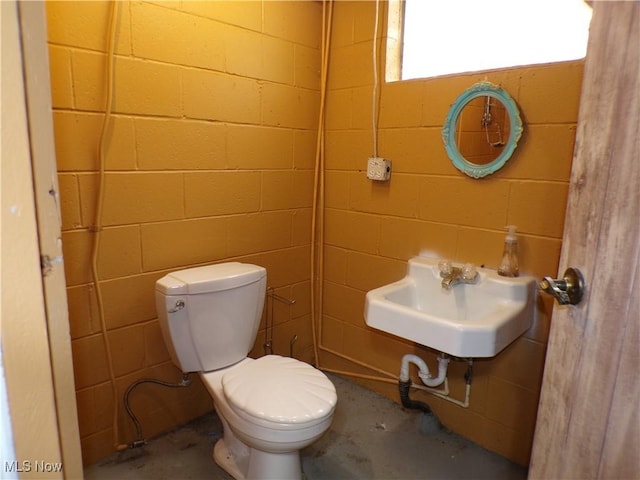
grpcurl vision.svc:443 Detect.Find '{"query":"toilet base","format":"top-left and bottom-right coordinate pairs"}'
top-left (213, 439), bottom-right (246, 480)
top-left (213, 438), bottom-right (302, 480)
top-left (213, 413), bottom-right (302, 480)
top-left (200, 361), bottom-right (332, 480)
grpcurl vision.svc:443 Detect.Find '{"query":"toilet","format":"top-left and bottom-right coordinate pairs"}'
top-left (155, 262), bottom-right (337, 480)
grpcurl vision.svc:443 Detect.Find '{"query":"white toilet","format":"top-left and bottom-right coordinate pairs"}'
top-left (155, 262), bottom-right (337, 480)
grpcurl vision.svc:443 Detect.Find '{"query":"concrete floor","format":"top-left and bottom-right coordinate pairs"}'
top-left (85, 374), bottom-right (528, 480)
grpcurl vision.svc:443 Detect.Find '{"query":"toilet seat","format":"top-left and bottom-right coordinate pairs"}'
top-left (222, 355), bottom-right (337, 431)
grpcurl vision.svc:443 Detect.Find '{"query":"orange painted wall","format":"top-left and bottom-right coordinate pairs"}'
top-left (318, 1), bottom-right (583, 465)
top-left (46, 0), bottom-right (583, 468)
top-left (47, 0), bottom-right (321, 465)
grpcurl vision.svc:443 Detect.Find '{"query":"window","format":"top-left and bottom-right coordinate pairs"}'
top-left (395, 0), bottom-right (592, 80)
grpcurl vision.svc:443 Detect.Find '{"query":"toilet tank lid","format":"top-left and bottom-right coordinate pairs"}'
top-left (156, 262), bottom-right (266, 295)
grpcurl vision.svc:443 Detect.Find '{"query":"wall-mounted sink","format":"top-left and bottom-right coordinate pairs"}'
top-left (364, 256), bottom-right (537, 357)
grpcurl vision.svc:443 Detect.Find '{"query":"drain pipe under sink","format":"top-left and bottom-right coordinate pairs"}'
top-left (398, 353), bottom-right (450, 415)
top-left (400, 353), bottom-right (450, 387)
top-left (401, 354), bottom-right (474, 409)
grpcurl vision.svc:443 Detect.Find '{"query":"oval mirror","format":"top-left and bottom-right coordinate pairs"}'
top-left (442, 81), bottom-right (523, 178)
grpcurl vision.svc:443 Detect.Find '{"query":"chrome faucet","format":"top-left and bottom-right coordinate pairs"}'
top-left (438, 260), bottom-right (479, 290)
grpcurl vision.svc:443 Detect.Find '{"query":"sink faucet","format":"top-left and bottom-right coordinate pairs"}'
top-left (438, 261), bottom-right (479, 290)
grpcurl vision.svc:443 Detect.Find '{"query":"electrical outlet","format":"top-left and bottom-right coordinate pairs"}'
top-left (367, 157), bottom-right (391, 181)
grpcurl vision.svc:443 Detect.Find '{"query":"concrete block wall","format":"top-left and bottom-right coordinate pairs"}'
top-left (47, 0), bottom-right (584, 468)
top-left (47, 0), bottom-right (321, 465)
top-left (319, 1), bottom-right (583, 465)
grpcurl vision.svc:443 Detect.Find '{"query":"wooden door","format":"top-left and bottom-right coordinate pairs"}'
top-left (17, 2), bottom-right (84, 477)
top-left (1, 0), bottom-right (65, 475)
top-left (529, 3), bottom-right (639, 479)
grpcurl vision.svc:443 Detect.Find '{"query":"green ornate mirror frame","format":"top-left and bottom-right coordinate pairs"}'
top-left (442, 81), bottom-right (523, 178)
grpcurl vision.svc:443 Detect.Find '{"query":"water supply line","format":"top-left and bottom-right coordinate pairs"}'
top-left (309, 0), bottom-right (334, 367)
top-left (122, 374), bottom-right (191, 448)
top-left (306, 1), bottom-right (472, 415)
top-left (306, 0), bottom-right (420, 394)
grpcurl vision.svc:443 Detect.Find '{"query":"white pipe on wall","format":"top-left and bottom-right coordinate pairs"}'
top-left (427, 383), bottom-right (471, 408)
top-left (399, 353), bottom-right (450, 387)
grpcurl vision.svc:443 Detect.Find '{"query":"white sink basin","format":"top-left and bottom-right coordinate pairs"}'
top-left (364, 256), bottom-right (536, 357)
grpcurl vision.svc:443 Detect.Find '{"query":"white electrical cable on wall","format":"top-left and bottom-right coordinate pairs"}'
top-left (92, 1), bottom-right (129, 451)
top-left (371, 0), bottom-right (380, 158)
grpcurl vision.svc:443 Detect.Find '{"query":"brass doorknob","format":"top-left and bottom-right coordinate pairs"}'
top-left (539, 268), bottom-right (585, 305)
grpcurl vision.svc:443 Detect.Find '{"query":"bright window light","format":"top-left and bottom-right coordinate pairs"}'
top-left (402, 0), bottom-right (593, 80)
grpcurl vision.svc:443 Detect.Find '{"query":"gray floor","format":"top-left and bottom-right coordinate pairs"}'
top-left (85, 374), bottom-right (527, 480)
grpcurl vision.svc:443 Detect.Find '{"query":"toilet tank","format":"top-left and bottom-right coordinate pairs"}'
top-left (155, 263), bottom-right (267, 373)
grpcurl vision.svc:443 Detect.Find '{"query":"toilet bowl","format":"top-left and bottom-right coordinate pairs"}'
top-left (155, 263), bottom-right (337, 480)
top-left (201, 355), bottom-right (335, 480)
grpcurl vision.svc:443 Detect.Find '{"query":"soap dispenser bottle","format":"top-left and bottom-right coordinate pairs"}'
top-left (498, 226), bottom-right (519, 277)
